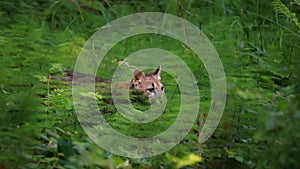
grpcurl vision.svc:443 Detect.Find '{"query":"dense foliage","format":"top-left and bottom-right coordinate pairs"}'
top-left (0, 0), bottom-right (299, 168)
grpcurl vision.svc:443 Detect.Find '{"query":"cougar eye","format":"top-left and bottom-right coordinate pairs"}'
top-left (131, 83), bottom-right (135, 89)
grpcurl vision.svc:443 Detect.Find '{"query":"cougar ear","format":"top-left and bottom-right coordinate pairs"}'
top-left (153, 65), bottom-right (161, 80)
top-left (132, 70), bottom-right (145, 82)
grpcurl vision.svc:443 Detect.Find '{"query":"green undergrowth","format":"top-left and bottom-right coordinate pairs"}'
top-left (0, 0), bottom-right (299, 169)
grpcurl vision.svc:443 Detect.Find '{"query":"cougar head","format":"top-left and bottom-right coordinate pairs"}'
top-left (130, 65), bottom-right (165, 103)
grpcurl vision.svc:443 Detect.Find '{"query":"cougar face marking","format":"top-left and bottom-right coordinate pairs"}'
top-left (130, 65), bottom-right (164, 102)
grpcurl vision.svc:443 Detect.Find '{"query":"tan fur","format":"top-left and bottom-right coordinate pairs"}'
top-left (114, 65), bottom-right (164, 102)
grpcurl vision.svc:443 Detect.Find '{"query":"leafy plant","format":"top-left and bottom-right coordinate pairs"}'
top-left (0, 0), bottom-right (299, 168)
top-left (272, 0), bottom-right (300, 29)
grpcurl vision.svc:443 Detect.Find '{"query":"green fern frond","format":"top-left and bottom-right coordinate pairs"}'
top-left (272, 0), bottom-right (300, 29)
